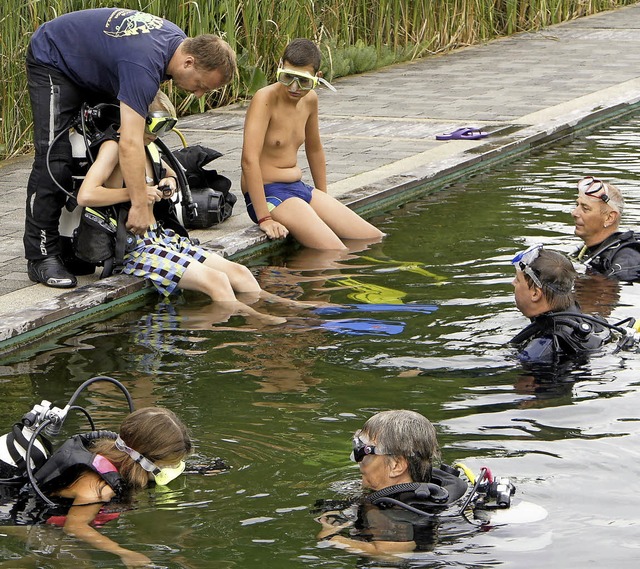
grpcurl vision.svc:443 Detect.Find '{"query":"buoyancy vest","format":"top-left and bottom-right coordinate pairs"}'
top-left (365, 467), bottom-right (469, 514)
top-left (576, 230), bottom-right (640, 282)
top-left (510, 304), bottom-right (610, 363)
top-left (34, 432), bottom-right (125, 498)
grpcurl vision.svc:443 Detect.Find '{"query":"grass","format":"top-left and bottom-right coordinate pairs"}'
top-left (0, 0), bottom-right (636, 159)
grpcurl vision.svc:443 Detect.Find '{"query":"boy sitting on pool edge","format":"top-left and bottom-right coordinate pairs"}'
top-left (241, 38), bottom-right (385, 251)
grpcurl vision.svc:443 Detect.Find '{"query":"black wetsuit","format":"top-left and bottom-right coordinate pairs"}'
top-left (510, 304), bottom-right (610, 364)
top-left (575, 230), bottom-right (640, 283)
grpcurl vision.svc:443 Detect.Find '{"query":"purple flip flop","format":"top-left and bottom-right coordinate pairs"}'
top-left (436, 127), bottom-right (488, 141)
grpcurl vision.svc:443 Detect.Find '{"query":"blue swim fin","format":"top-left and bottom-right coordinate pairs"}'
top-left (314, 303), bottom-right (438, 316)
top-left (320, 318), bottom-right (406, 336)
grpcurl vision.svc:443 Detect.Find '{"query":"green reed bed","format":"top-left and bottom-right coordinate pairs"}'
top-left (0, 0), bottom-right (636, 159)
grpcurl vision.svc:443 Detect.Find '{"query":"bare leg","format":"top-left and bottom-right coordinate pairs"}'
top-left (202, 252), bottom-right (323, 310)
top-left (201, 252), bottom-right (262, 293)
top-left (309, 190), bottom-right (385, 241)
top-left (272, 197), bottom-right (348, 250)
top-left (179, 262), bottom-right (285, 325)
top-left (272, 193), bottom-right (384, 250)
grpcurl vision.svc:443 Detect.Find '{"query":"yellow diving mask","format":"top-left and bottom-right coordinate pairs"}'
top-left (115, 435), bottom-right (186, 486)
top-left (276, 64), bottom-right (337, 92)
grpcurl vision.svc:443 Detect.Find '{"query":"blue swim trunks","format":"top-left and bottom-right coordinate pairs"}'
top-left (123, 225), bottom-right (209, 296)
top-left (244, 180), bottom-right (314, 224)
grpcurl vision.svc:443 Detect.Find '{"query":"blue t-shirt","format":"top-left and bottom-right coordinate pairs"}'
top-left (29, 8), bottom-right (186, 117)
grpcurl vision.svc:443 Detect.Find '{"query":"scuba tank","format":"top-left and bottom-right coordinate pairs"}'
top-left (365, 463), bottom-right (516, 521)
top-left (0, 376), bottom-right (134, 506)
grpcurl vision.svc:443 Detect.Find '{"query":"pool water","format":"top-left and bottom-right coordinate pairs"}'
top-left (2, 116), bottom-right (640, 568)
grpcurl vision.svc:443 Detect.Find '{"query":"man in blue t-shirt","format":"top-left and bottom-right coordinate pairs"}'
top-left (25, 8), bottom-right (236, 287)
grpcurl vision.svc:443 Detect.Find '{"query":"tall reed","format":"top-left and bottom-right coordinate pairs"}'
top-left (1, 0), bottom-right (636, 159)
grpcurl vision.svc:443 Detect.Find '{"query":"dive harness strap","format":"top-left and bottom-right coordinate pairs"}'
top-left (579, 230), bottom-right (640, 267)
top-left (153, 137), bottom-right (197, 222)
top-left (112, 206), bottom-right (130, 276)
top-left (366, 482), bottom-right (450, 506)
top-left (4, 423), bottom-right (53, 481)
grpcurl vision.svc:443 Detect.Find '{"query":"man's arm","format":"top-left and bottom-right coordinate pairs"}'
top-left (119, 102), bottom-right (151, 235)
top-left (304, 93), bottom-right (328, 192)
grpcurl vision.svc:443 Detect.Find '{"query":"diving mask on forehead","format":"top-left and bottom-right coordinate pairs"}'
top-left (511, 244), bottom-right (544, 288)
top-left (115, 436), bottom-right (185, 486)
top-left (145, 112), bottom-right (177, 137)
top-left (577, 176), bottom-right (620, 213)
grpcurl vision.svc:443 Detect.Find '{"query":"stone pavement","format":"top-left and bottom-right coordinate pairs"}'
top-left (3, 4), bottom-right (640, 351)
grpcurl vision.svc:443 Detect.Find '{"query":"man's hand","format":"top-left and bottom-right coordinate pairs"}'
top-left (126, 203), bottom-right (151, 235)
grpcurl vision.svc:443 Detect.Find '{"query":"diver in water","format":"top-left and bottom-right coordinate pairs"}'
top-left (570, 176), bottom-right (640, 282)
top-left (0, 379), bottom-right (191, 568)
top-left (510, 245), bottom-right (611, 363)
top-left (315, 410), bottom-right (516, 555)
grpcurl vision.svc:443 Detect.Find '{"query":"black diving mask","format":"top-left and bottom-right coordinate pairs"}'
top-left (350, 433), bottom-right (386, 463)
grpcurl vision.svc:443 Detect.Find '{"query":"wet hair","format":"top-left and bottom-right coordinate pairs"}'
top-left (182, 35), bottom-right (237, 83)
top-left (149, 90), bottom-right (176, 117)
top-left (91, 407), bottom-right (191, 490)
top-left (282, 38), bottom-right (321, 72)
top-left (360, 410), bottom-right (440, 483)
top-left (525, 249), bottom-right (576, 311)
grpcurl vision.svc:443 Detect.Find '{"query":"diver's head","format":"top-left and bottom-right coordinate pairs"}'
top-left (144, 91), bottom-right (177, 143)
top-left (512, 245), bottom-right (576, 317)
top-left (282, 38), bottom-right (322, 74)
top-left (572, 177), bottom-right (624, 246)
top-left (114, 407), bottom-right (191, 488)
top-left (351, 410), bottom-right (440, 490)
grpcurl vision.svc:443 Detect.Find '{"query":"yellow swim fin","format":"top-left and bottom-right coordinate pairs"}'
top-left (330, 277), bottom-right (406, 304)
top-left (360, 256), bottom-right (446, 282)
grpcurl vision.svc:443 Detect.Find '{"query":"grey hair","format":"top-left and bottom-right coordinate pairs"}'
top-left (359, 410), bottom-right (440, 483)
top-left (602, 181), bottom-right (625, 218)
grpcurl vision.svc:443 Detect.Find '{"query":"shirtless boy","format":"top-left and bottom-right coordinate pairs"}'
top-left (241, 39), bottom-right (384, 251)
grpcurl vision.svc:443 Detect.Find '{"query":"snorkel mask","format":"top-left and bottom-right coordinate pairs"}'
top-left (115, 435), bottom-right (185, 486)
top-left (511, 244), bottom-right (544, 288)
top-left (577, 176), bottom-right (620, 213)
top-left (276, 62), bottom-right (337, 92)
top-left (350, 432), bottom-right (385, 463)
top-left (145, 112), bottom-right (178, 137)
